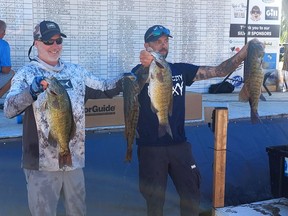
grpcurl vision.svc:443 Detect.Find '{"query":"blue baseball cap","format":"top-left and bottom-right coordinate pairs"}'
top-left (144, 25), bottom-right (172, 43)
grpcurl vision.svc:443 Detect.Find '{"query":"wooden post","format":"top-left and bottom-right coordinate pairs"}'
top-left (212, 108), bottom-right (228, 215)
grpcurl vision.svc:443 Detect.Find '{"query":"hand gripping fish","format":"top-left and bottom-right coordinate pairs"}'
top-left (44, 77), bottom-right (75, 168)
top-left (149, 51), bottom-right (173, 138)
top-left (239, 39), bottom-right (265, 124)
top-left (122, 67), bottom-right (149, 162)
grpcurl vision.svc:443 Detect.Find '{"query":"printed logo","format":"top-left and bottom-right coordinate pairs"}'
top-left (85, 104), bottom-right (116, 116)
top-left (46, 23), bottom-right (57, 29)
top-left (172, 74), bottom-right (184, 96)
top-left (265, 7), bottom-right (279, 20)
top-left (230, 76), bottom-right (243, 87)
top-left (59, 79), bottom-right (73, 89)
top-left (232, 3), bottom-right (246, 19)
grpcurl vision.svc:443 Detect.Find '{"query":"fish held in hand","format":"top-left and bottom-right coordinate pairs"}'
top-left (45, 77), bottom-right (75, 168)
top-left (122, 67), bottom-right (149, 162)
top-left (123, 73), bottom-right (140, 162)
top-left (149, 52), bottom-right (173, 138)
top-left (239, 39), bottom-right (265, 124)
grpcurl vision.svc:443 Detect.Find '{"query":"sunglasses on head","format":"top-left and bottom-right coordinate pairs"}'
top-left (40, 37), bottom-right (63, 46)
top-left (146, 26), bottom-right (170, 41)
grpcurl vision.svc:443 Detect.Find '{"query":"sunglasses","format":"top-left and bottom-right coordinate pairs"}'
top-left (251, 10), bottom-right (260, 14)
top-left (146, 26), bottom-right (170, 41)
top-left (40, 37), bottom-right (63, 46)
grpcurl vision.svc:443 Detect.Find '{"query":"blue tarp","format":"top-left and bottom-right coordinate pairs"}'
top-left (1, 117), bottom-right (288, 215)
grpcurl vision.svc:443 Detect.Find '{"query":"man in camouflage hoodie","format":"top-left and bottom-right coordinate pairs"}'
top-left (4, 20), bottom-right (122, 216)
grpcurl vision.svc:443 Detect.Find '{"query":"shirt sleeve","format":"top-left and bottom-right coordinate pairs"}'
top-left (4, 66), bottom-right (35, 118)
top-left (83, 66), bottom-right (122, 91)
top-left (172, 63), bottom-right (199, 86)
top-left (78, 66), bottom-right (122, 102)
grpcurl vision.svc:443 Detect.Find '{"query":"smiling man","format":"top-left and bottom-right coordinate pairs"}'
top-left (4, 20), bottom-right (123, 216)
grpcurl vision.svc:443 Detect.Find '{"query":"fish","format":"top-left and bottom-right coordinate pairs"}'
top-left (239, 39), bottom-right (265, 124)
top-left (44, 77), bottom-right (75, 168)
top-left (122, 51), bottom-right (173, 161)
top-left (122, 66), bottom-right (149, 162)
top-left (149, 52), bottom-right (173, 137)
top-left (122, 74), bottom-right (139, 162)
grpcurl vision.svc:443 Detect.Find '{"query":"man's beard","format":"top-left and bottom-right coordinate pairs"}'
top-left (160, 49), bottom-right (168, 58)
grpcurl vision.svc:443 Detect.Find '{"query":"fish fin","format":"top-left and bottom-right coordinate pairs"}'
top-left (69, 120), bottom-right (77, 140)
top-left (134, 66), bottom-right (149, 87)
top-left (47, 132), bottom-right (57, 147)
top-left (158, 123), bottom-right (173, 139)
top-left (150, 103), bottom-right (158, 113)
top-left (59, 152), bottom-right (72, 168)
top-left (39, 99), bottom-right (47, 112)
top-left (155, 61), bottom-right (165, 69)
top-left (125, 149), bottom-right (132, 162)
top-left (124, 126), bottom-right (136, 162)
top-left (135, 130), bottom-right (139, 138)
top-left (251, 109), bottom-right (261, 124)
top-left (158, 125), bottom-right (166, 137)
top-left (259, 93), bottom-right (266, 101)
top-left (239, 84), bottom-right (250, 102)
top-left (145, 77), bottom-right (150, 84)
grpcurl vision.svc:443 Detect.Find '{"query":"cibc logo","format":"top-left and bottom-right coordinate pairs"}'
top-left (265, 7), bottom-right (279, 20)
top-left (85, 104), bottom-right (116, 116)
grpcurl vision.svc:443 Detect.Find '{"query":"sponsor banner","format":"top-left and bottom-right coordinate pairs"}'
top-left (230, 24), bottom-right (280, 38)
top-left (229, 0), bottom-right (282, 92)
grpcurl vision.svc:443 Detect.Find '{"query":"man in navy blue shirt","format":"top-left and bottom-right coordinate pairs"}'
top-left (132, 25), bottom-right (255, 216)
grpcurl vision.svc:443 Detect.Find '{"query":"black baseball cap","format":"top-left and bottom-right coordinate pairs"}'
top-left (144, 25), bottom-right (172, 43)
top-left (33, 20), bottom-right (67, 41)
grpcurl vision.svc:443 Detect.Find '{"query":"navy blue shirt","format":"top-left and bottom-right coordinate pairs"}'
top-left (132, 62), bottom-right (199, 146)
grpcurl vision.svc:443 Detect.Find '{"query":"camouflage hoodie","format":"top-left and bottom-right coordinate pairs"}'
top-left (4, 57), bottom-right (121, 171)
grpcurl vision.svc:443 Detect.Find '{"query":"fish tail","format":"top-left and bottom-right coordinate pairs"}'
top-left (125, 148), bottom-right (132, 162)
top-left (59, 153), bottom-right (72, 168)
top-left (158, 123), bottom-right (173, 138)
top-left (125, 136), bottom-right (133, 162)
top-left (239, 84), bottom-right (249, 102)
top-left (251, 110), bottom-right (261, 124)
top-left (259, 93), bottom-right (266, 101)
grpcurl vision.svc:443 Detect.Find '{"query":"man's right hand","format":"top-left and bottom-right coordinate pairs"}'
top-left (140, 50), bottom-right (154, 67)
top-left (30, 76), bottom-right (45, 100)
